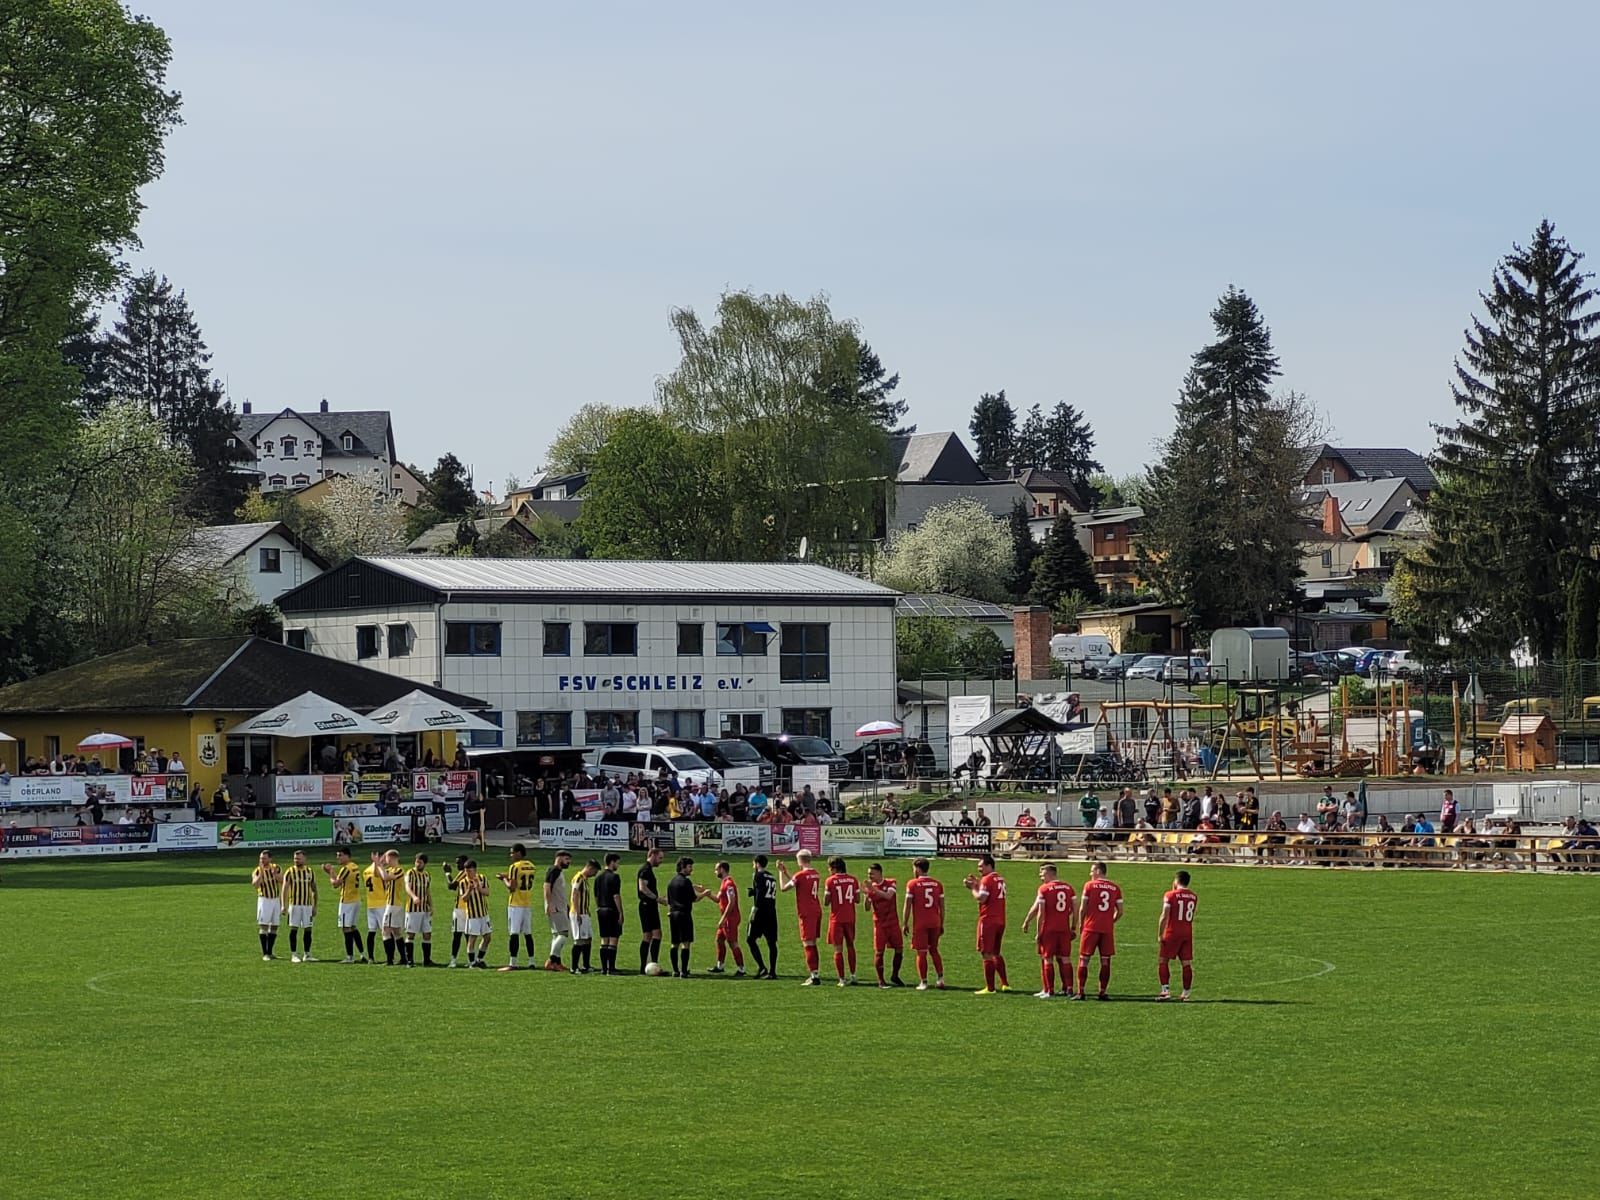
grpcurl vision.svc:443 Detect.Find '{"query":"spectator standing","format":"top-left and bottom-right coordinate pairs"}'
top-left (1439, 789), bottom-right (1458, 834)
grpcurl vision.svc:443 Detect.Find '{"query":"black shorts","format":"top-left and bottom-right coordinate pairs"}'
top-left (747, 910), bottom-right (778, 941)
top-left (638, 903), bottom-right (661, 934)
top-left (597, 909), bottom-right (622, 939)
top-left (669, 912), bottom-right (695, 945)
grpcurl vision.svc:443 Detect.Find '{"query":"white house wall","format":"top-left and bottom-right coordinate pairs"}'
top-left (230, 532), bottom-right (326, 606)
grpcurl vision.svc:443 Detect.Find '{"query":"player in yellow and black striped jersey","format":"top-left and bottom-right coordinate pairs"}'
top-left (282, 850), bottom-right (319, 962)
top-left (496, 844), bottom-right (539, 969)
top-left (251, 851), bottom-right (283, 960)
top-left (568, 859), bottom-right (598, 973)
top-left (401, 854), bottom-right (435, 967)
top-left (373, 849), bottom-right (405, 965)
top-left (323, 849), bottom-right (367, 963)
top-left (443, 853), bottom-right (471, 966)
top-left (458, 861), bottom-right (491, 969)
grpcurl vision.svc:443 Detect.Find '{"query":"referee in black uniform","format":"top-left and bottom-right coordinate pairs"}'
top-left (747, 853), bottom-right (780, 979)
top-left (594, 852), bottom-right (623, 974)
top-left (665, 856), bottom-right (711, 978)
top-left (636, 846), bottom-right (666, 973)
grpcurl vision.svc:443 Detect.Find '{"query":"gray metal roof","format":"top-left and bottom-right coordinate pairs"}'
top-left (896, 592), bottom-right (1010, 621)
top-left (360, 556), bottom-right (900, 598)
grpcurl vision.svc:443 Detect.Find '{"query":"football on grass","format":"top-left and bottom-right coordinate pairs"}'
top-left (643, 962), bottom-right (662, 976)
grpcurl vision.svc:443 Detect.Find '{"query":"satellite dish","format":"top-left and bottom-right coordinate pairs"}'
top-left (797, 536), bottom-right (809, 561)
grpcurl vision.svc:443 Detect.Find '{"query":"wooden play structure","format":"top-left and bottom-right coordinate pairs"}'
top-left (1500, 714), bottom-right (1557, 770)
top-left (1087, 700), bottom-right (1269, 781)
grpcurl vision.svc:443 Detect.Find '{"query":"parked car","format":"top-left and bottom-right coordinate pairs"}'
top-left (1125, 655), bottom-right (1171, 681)
top-left (656, 736), bottom-right (777, 789)
top-left (1161, 655), bottom-right (1212, 684)
top-left (1049, 634), bottom-right (1115, 673)
top-left (583, 745), bottom-right (721, 788)
top-left (843, 738), bottom-right (937, 780)
top-left (1339, 647), bottom-right (1384, 676)
top-left (738, 733), bottom-right (850, 788)
top-left (1097, 653), bottom-right (1143, 681)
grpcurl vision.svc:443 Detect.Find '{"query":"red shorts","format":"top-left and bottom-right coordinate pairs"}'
top-left (716, 920), bottom-right (740, 942)
top-left (1080, 927), bottom-right (1115, 958)
top-left (827, 914), bottom-right (857, 945)
top-left (1036, 930), bottom-right (1074, 960)
top-left (911, 924), bottom-right (941, 952)
top-left (1159, 933), bottom-right (1193, 962)
top-left (798, 911), bottom-right (821, 942)
top-left (874, 921), bottom-right (904, 952)
top-left (976, 920), bottom-right (1005, 956)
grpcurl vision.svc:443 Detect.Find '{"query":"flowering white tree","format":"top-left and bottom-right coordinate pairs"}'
top-left (875, 499), bottom-right (1012, 603)
top-left (319, 469), bottom-right (406, 561)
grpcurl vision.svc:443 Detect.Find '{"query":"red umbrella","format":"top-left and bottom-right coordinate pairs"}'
top-left (855, 720), bottom-right (903, 738)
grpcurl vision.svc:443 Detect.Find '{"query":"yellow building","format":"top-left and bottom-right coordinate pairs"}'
top-left (0, 637), bottom-right (483, 796)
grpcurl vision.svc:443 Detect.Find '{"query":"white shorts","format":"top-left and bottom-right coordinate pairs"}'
top-left (451, 909), bottom-right (466, 933)
top-left (507, 906), bottom-right (532, 936)
top-left (367, 908), bottom-right (384, 932)
top-left (548, 913), bottom-right (571, 936)
top-left (383, 904), bottom-right (404, 930)
top-left (466, 916), bottom-right (490, 937)
top-left (338, 902), bottom-right (361, 929)
top-left (571, 914), bottom-right (592, 941)
top-left (404, 911), bottom-right (432, 935)
top-left (288, 904), bottom-right (314, 929)
top-left (256, 898), bottom-right (281, 926)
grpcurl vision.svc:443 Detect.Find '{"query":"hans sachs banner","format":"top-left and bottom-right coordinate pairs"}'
top-left (935, 825), bottom-right (994, 858)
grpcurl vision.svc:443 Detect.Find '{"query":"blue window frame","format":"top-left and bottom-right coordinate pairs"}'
top-left (543, 622), bottom-right (570, 656)
top-left (469, 711), bottom-right (503, 748)
top-left (445, 621), bottom-right (501, 656)
top-left (584, 622), bottom-right (637, 656)
top-left (779, 623), bottom-right (830, 682)
top-left (516, 711), bottom-right (569, 747)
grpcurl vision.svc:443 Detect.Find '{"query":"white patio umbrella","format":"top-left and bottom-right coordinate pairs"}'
top-left (0, 731), bottom-right (16, 742)
top-left (77, 732), bottom-right (135, 750)
top-left (231, 691), bottom-right (387, 776)
top-left (367, 690), bottom-right (501, 733)
top-left (854, 719), bottom-right (903, 738)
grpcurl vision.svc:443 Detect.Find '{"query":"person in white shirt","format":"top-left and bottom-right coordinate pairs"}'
top-left (167, 754), bottom-right (185, 773)
top-left (621, 787), bottom-right (638, 818)
top-left (635, 788), bottom-right (652, 822)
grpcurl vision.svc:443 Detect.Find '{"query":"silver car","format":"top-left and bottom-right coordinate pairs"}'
top-left (1125, 655), bottom-right (1171, 680)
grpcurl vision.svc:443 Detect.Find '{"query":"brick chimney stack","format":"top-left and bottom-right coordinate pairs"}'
top-left (1014, 606), bottom-right (1053, 680)
top-left (1323, 494), bottom-right (1341, 537)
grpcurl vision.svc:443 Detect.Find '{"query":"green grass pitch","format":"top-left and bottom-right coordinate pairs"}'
top-left (1, 849), bottom-right (1595, 1199)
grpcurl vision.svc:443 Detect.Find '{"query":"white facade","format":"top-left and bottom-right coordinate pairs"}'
top-left (252, 413), bottom-right (326, 491)
top-left (228, 529), bottom-right (324, 606)
top-left (279, 560), bottom-right (898, 755)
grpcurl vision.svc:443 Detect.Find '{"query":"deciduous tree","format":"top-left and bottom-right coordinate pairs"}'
top-left (545, 403), bottom-right (626, 475)
top-left (874, 499), bottom-right (1011, 603)
top-left (319, 469), bottom-right (407, 562)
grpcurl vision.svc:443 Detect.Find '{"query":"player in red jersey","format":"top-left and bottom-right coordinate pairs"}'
top-left (963, 854), bottom-right (1010, 995)
top-left (823, 857), bottom-right (860, 987)
top-left (777, 849), bottom-right (824, 985)
top-left (901, 858), bottom-right (946, 989)
top-left (1076, 860), bottom-right (1124, 1000)
top-left (1020, 862), bottom-right (1076, 999)
top-left (708, 861), bottom-right (747, 976)
top-left (1157, 869), bottom-right (1198, 1000)
top-left (864, 862), bottom-right (905, 988)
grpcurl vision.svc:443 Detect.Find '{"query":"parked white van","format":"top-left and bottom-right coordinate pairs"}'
top-left (1049, 633), bottom-right (1115, 671)
top-left (584, 745), bottom-right (722, 787)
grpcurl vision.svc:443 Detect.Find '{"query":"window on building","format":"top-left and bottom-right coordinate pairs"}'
top-left (226, 437), bottom-right (237, 449)
top-left (258, 547), bottom-right (281, 573)
top-left (516, 711), bottom-right (570, 746)
top-left (291, 474), bottom-right (310, 487)
top-left (720, 711), bottom-right (764, 736)
top-left (584, 622), bottom-right (638, 655)
top-left (1320, 549), bottom-right (1333, 569)
top-left (584, 711), bottom-right (639, 745)
top-left (268, 474), bottom-right (287, 487)
top-left (677, 622), bottom-right (704, 655)
top-left (781, 708), bottom-right (831, 740)
top-left (356, 625), bottom-right (381, 660)
top-left (444, 621), bottom-right (501, 656)
top-left (263, 440), bottom-right (274, 455)
top-left (469, 711), bottom-right (503, 748)
top-left (281, 436), bottom-right (297, 457)
top-left (1103, 528), bottom-right (1115, 541)
top-left (387, 623), bottom-right (412, 657)
top-left (44, 735), bottom-right (60, 760)
top-left (284, 628), bottom-right (309, 651)
top-left (716, 622), bottom-right (769, 656)
top-left (1321, 469), bottom-right (1335, 484)
top-left (1379, 549), bottom-right (1401, 568)
top-left (656, 709), bottom-right (705, 738)
top-left (780, 623), bottom-right (830, 682)
top-left (543, 622), bottom-right (570, 656)
top-left (342, 434), bottom-right (354, 450)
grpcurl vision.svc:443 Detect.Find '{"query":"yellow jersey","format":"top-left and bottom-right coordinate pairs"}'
top-left (282, 864), bottom-right (317, 907)
top-left (331, 863), bottom-right (361, 904)
top-left (404, 866), bottom-right (432, 913)
top-left (569, 871), bottom-right (591, 919)
top-left (253, 865), bottom-right (282, 899)
top-left (459, 874), bottom-right (489, 919)
top-left (363, 864), bottom-right (382, 908)
top-left (505, 859), bottom-right (537, 908)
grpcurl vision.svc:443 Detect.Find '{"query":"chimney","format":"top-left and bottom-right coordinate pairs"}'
top-left (1014, 606), bottom-right (1053, 680)
top-left (320, 398), bottom-right (330, 413)
top-left (241, 400), bottom-right (251, 414)
top-left (1323, 494), bottom-right (1341, 537)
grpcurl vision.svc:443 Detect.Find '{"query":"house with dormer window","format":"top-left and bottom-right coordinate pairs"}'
top-left (235, 399), bottom-right (405, 497)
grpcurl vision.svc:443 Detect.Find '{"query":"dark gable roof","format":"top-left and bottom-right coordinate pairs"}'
top-left (0, 638), bottom-right (484, 715)
top-left (1014, 468), bottom-right (1087, 511)
top-left (1322, 446), bottom-right (1436, 491)
top-left (965, 706), bottom-right (1070, 738)
top-left (889, 432), bottom-right (986, 484)
top-left (237, 408), bottom-right (395, 462)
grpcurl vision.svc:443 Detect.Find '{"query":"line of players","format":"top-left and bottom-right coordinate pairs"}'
top-left (248, 845), bottom-right (1200, 998)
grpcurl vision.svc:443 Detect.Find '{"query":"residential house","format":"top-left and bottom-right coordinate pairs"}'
top-left (1012, 467), bottom-right (1089, 519)
top-left (1304, 445), bottom-right (1436, 496)
top-left (1076, 601), bottom-right (1189, 654)
top-left (505, 471), bottom-right (589, 520)
top-left (889, 432), bottom-right (990, 485)
top-left (1352, 506), bottom-right (1428, 581)
top-left (184, 521), bottom-right (329, 607)
top-left (1073, 507), bottom-right (1144, 591)
top-left (406, 514), bottom-right (540, 556)
top-left (235, 400), bottom-right (413, 499)
top-left (290, 464), bottom-right (426, 511)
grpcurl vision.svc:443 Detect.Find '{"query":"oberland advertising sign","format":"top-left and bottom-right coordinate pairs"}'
top-left (558, 674), bottom-right (756, 693)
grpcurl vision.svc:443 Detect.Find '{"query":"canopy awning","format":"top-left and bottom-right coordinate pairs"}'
top-left (230, 691), bottom-right (387, 738)
top-left (367, 689), bottom-right (501, 734)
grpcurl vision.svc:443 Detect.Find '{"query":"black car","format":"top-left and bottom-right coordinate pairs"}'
top-left (656, 736), bottom-right (777, 790)
top-left (738, 734), bottom-right (850, 788)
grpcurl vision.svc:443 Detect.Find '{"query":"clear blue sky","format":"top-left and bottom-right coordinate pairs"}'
top-left (128, 1), bottom-right (1600, 493)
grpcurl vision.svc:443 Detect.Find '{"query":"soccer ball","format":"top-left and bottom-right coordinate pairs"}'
top-left (643, 962), bottom-right (662, 976)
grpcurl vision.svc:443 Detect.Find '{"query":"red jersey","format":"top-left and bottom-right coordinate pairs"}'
top-left (1162, 887), bottom-right (1197, 934)
top-left (906, 876), bottom-right (944, 928)
top-left (790, 867), bottom-right (821, 915)
top-left (718, 877), bottom-right (741, 923)
top-left (976, 871), bottom-right (1007, 925)
top-left (1036, 880), bottom-right (1076, 934)
top-left (1080, 878), bottom-right (1122, 933)
top-left (825, 874), bottom-right (860, 922)
top-left (866, 877), bottom-right (897, 926)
